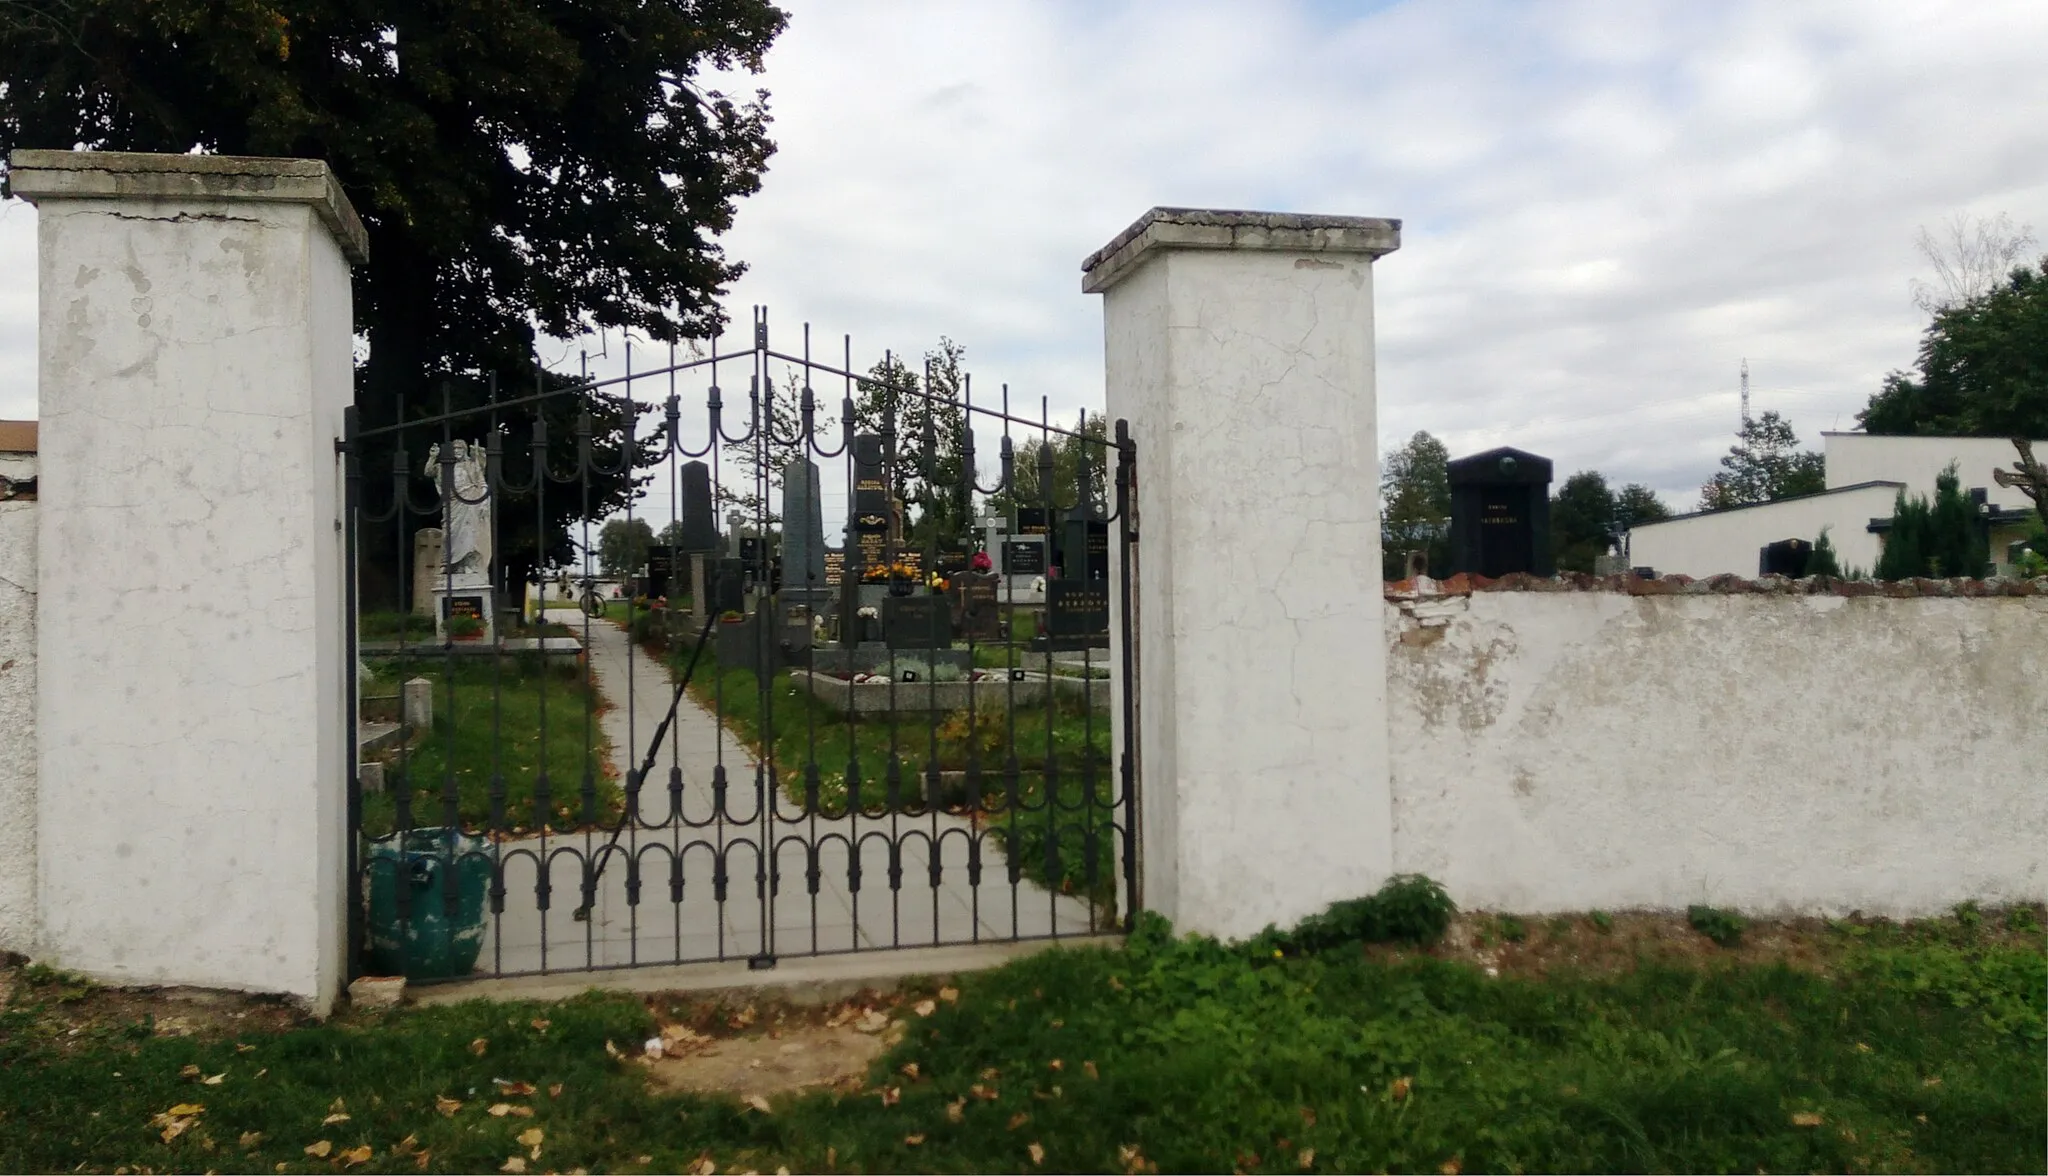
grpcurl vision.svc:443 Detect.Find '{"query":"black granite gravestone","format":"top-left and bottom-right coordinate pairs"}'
top-left (646, 546), bottom-right (675, 599)
top-left (1759, 538), bottom-right (1810, 577)
top-left (1002, 538), bottom-right (1046, 576)
top-left (882, 595), bottom-right (950, 650)
top-left (1448, 447), bottom-right (1553, 578)
top-left (677, 461), bottom-right (718, 553)
top-left (1046, 580), bottom-right (1110, 638)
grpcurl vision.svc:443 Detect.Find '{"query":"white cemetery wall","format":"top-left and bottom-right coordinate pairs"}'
top-left (0, 448), bottom-right (36, 953)
top-left (1625, 482), bottom-right (1900, 579)
top-left (1385, 587), bottom-right (2048, 917)
top-left (14, 151), bottom-right (363, 1011)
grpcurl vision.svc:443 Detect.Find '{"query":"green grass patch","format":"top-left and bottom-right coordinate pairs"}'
top-left (652, 642), bottom-right (1118, 905)
top-left (2, 898), bottom-right (2042, 1174)
top-left (361, 655), bottom-right (618, 838)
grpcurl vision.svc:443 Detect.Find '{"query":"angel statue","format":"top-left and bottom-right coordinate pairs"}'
top-left (425, 439), bottom-right (493, 578)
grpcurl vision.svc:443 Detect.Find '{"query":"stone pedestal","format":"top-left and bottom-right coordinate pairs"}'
top-left (431, 574), bottom-right (496, 643)
top-left (13, 149), bottom-right (366, 1011)
top-left (1085, 207), bottom-right (1400, 941)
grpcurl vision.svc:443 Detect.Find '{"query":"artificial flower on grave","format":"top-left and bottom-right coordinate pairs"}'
top-left (970, 550), bottom-right (993, 573)
top-left (857, 606), bottom-right (879, 620)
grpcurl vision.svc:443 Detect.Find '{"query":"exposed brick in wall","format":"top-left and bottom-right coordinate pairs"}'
top-left (1388, 571), bottom-right (2048, 600)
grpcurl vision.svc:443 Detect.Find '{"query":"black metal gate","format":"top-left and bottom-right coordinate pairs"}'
top-left (340, 309), bottom-right (1138, 982)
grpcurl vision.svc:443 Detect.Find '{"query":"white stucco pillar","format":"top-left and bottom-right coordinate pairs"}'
top-left (12, 151), bottom-right (365, 1011)
top-left (1086, 207), bottom-right (1401, 941)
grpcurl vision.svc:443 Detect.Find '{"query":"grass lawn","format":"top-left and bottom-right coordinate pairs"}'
top-left (2, 895), bottom-right (2041, 1174)
top-left (360, 611), bottom-right (579, 643)
top-left (652, 641), bottom-right (1119, 904)
top-left (360, 655), bottom-right (619, 838)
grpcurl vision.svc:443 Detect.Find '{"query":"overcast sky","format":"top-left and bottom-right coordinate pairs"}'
top-left (3, 0), bottom-right (2044, 514)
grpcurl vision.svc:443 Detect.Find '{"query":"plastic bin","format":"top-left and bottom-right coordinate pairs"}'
top-left (364, 828), bottom-right (491, 980)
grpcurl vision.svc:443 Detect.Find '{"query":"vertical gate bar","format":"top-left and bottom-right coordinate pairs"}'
top-left (341, 407), bottom-right (364, 980)
top-left (1038, 396), bottom-right (1060, 938)
top-left (531, 363), bottom-right (551, 973)
top-left (1114, 420), bottom-right (1141, 926)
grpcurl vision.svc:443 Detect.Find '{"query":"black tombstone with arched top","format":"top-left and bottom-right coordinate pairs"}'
top-left (1447, 447), bottom-right (1554, 578)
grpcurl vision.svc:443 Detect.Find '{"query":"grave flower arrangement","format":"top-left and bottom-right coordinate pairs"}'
top-left (447, 614), bottom-right (484, 640)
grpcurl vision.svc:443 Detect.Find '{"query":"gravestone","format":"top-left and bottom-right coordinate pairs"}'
top-left (1061, 515), bottom-right (1110, 581)
top-left (1045, 580), bottom-right (1110, 639)
top-left (410, 528), bottom-right (444, 617)
top-left (882, 594), bottom-right (950, 651)
top-left (646, 546), bottom-right (675, 599)
top-left (1759, 538), bottom-right (1810, 578)
top-left (1015, 506), bottom-right (1050, 536)
top-left (849, 434), bottom-right (892, 573)
top-left (1448, 447), bottom-right (1553, 578)
top-left (676, 461), bottom-right (718, 553)
top-left (780, 458), bottom-right (829, 607)
top-left (950, 571), bottom-right (1002, 640)
top-left (709, 557), bottom-right (746, 616)
top-left (1002, 536), bottom-right (1047, 576)
top-left (824, 548), bottom-right (846, 587)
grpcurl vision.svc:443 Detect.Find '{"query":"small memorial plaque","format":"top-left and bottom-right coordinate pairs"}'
top-left (882, 594), bottom-right (950, 650)
top-left (1002, 538), bottom-right (1046, 576)
top-left (1046, 580), bottom-right (1109, 638)
top-left (1016, 507), bottom-right (1050, 535)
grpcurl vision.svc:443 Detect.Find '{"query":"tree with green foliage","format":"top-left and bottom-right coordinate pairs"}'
top-left (987, 412), bottom-right (1109, 532)
top-left (1380, 432), bottom-right (1451, 579)
top-left (1551, 472), bottom-right (1671, 573)
top-left (1860, 254), bottom-right (2048, 527)
top-left (1, 0), bottom-right (788, 602)
top-left (1808, 525), bottom-right (1843, 578)
top-left (855, 340), bottom-right (1004, 549)
top-left (597, 517), bottom-right (654, 581)
top-left (1874, 464), bottom-right (1989, 580)
top-left (1698, 410), bottom-right (1827, 511)
top-left (1551, 470), bottom-right (1616, 574)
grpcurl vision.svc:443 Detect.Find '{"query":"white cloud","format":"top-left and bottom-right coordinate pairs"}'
top-left (3, 0), bottom-right (2045, 513)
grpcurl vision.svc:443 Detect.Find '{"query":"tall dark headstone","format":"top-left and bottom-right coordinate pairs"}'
top-left (1447, 447), bottom-right (1553, 578)
top-left (780, 458), bottom-right (829, 608)
top-left (840, 434), bottom-right (891, 645)
top-left (677, 461), bottom-right (718, 553)
top-left (1759, 538), bottom-right (1810, 577)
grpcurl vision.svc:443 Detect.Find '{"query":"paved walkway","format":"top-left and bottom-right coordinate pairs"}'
top-left (475, 608), bottom-right (1101, 977)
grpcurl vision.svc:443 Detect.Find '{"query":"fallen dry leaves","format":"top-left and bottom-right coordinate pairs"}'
top-left (1084, 1061), bottom-right (1099, 1080)
top-left (469, 1037), bottom-right (490, 1057)
top-left (1028, 1141), bottom-right (1046, 1165)
top-left (879, 1085), bottom-right (901, 1107)
top-left (687, 1153), bottom-right (716, 1175)
top-left (323, 1112), bottom-right (352, 1125)
top-left (435, 1095), bottom-right (462, 1117)
top-left (340, 1144), bottom-right (373, 1167)
top-left (1390, 1076), bottom-right (1413, 1101)
top-left (745, 1094), bottom-right (773, 1115)
top-left (946, 1098), bottom-right (966, 1123)
top-left (1439, 1157), bottom-right (1462, 1175)
top-left (1299, 1146), bottom-right (1317, 1169)
top-left (912, 999), bottom-right (937, 1017)
top-left (494, 1079), bottom-right (537, 1096)
top-left (305, 1140), bottom-right (333, 1158)
top-left (904, 1133), bottom-right (927, 1147)
top-left (1008, 1111), bottom-right (1030, 1130)
top-left (238, 1132), bottom-right (264, 1149)
top-left (939, 986), bottom-right (959, 1003)
top-left (1792, 1111), bottom-right (1824, 1127)
top-left (149, 1103), bottom-right (205, 1143)
top-left (500, 1157), bottom-right (527, 1173)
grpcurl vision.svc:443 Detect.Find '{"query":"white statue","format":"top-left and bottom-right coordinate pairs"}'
top-left (425, 439), bottom-right (492, 578)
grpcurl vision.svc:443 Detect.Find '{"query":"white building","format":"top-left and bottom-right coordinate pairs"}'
top-left (1629, 432), bottom-right (2043, 578)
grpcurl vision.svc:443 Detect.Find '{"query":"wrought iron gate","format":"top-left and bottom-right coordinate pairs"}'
top-left (341, 309), bottom-right (1139, 982)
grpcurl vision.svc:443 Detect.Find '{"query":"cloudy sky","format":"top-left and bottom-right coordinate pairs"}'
top-left (3, 0), bottom-right (2044, 512)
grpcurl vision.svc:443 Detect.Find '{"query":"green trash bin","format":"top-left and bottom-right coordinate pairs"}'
top-left (364, 828), bottom-right (492, 980)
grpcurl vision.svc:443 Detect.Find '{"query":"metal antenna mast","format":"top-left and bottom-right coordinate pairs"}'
top-left (1740, 358), bottom-right (1750, 426)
